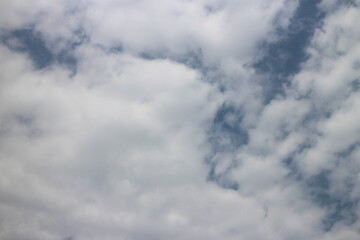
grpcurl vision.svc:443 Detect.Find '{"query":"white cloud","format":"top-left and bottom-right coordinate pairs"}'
top-left (0, 43), bottom-right (223, 239)
top-left (2, 0), bottom-right (360, 240)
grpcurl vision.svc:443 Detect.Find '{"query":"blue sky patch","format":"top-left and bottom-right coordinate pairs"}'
top-left (253, 0), bottom-right (325, 102)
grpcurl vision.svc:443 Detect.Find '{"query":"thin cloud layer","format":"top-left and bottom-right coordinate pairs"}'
top-left (1, 0), bottom-right (360, 240)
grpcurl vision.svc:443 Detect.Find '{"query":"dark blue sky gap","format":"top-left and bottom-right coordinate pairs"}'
top-left (253, 0), bottom-right (325, 102)
top-left (0, 28), bottom-right (85, 74)
top-left (255, 0), bottom-right (324, 75)
top-left (307, 170), bottom-right (359, 231)
top-left (206, 103), bottom-right (248, 190)
top-left (1, 29), bottom-right (54, 69)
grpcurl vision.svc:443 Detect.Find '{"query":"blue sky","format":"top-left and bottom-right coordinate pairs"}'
top-left (1, 1), bottom-right (360, 239)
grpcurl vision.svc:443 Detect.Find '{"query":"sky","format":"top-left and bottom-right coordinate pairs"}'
top-left (1, 0), bottom-right (360, 239)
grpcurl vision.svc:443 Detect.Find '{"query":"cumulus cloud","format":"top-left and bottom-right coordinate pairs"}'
top-left (1, 0), bottom-right (360, 240)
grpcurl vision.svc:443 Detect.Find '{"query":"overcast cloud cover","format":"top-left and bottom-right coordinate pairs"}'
top-left (1, 0), bottom-right (360, 239)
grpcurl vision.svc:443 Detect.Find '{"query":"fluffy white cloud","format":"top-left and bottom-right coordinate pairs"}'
top-left (1, 0), bottom-right (360, 240)
top-left (0, 43), bottom-right (222, 239)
